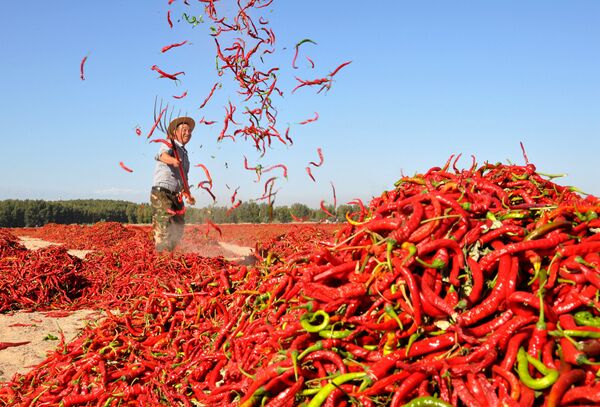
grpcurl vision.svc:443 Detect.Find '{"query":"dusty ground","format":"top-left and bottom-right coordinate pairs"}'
top-left (0, 236), bottom-right (254, 384)
top-left (0, 309), bottom-right (102, 383)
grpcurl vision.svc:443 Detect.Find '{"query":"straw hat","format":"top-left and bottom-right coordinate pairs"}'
top-left (168, 117), bottom-right (195, 137)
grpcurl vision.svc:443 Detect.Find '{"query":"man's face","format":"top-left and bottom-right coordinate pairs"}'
top-left (174, 123), bottom-right (192, 145)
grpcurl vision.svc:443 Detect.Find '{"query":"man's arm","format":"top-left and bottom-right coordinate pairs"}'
top-left (158, 152), bottom-right (180, 167)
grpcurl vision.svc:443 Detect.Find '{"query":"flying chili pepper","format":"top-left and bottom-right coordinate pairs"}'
top-left (147, 107), bottom-right (167, 139)
top-left (306, 56), bottom-right (315, 69)
top-left (194, 163), bottom-right (213, 188)
top-left (306, 166), bottom-right (316, 182)
top-left (292, 38), bottom-right (316, 69)
top-left (79, 56), bottom-right (88, 81)
top-left (227, 200), bottom-right (242, 215)
top-left (149, 138), bottom-right (173, 148)
top-left (309, 148), bottom-right (324, 167)
top-left (206, 219), bottom-right (222, 237)
top-left (119, 162), bottom-right (134, 173)
top-left (299, 112), bottom-right (319, 125)
top-left (230, 187), bottom-right (240, 204)
top-left (167, 10), bottom-right (173, 28)
top-left (161, 40), bottom-right (189, 53)
top-left (135, 127), bottom-right (142, 136)
top-left (199, 183), bottom-right (216, 201)
top-left (199, 82), bottom-right (220, 109)
top-left (292, 76), bottom-right (329, 93)
top-left (151, 65), bottom-right (185, 81)
top-left (263, 164), bottom-right (288, 179)
top-left (284, 127), bottom-right (293, 145)
top-left (262, 176), bottom-right (277, 198)
top-left (320, 200), bottom-right (335, 218)
top-left (198, 117), bottom-right (216, 125)
top-left (330, 181), bottom-right (337, 210)
top-left (328, 60), bottom-right (352, 77)
top-left (172, 91), bottom-right (188, 99)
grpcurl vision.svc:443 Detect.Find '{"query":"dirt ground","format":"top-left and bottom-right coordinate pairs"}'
top-left (0, 236), bottom-right (254, 384)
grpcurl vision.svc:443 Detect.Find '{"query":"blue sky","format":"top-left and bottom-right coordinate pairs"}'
top-left (1, 1), bottom-right (598, 208)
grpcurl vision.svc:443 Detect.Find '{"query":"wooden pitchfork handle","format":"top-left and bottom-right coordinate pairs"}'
top-left (169, 137), bottom-right (192, 201)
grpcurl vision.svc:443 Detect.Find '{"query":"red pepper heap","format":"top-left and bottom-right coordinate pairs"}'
top-left (2, 158), bottom-right (600, 406)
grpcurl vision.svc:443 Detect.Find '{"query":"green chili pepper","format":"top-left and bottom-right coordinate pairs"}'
top-left (415, 257), bottom-right (446, 269)
top-left (300, 310), bottom-right (330, 333)
top-left (386, 238), bottom-right (397, 270)
top-left (574, 311), bottom-right (600, 328)
top-left (307, 372), bottom-right (368, 407)
top-left (318, 328), bottom-right (352, 339)
top-left (298, 341), bottom-right (323, 361)
top-left (517, 347), bottom-right (559, 390)
top-left (402, 396), bottom-right (453, 407)
top-left (385, 304), bottom-right (404, 329)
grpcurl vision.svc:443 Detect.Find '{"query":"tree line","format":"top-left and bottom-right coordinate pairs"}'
top-left (0, 199), bottom-right (356, 227)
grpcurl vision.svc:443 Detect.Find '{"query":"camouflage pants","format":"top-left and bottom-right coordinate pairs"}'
top-left (150, 188), bottom-right (185, 252)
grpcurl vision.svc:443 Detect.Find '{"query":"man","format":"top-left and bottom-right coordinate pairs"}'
top-left (150, 116), bottom-right (196, 252)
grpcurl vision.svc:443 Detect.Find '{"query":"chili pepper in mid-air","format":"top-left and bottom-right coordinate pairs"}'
top-left (119, 162), bottom-right (134, 173)
top-left (263, 164), bottom-right (288, 179)
top-left (198, 117), bottom-right (216, 125)
top-left (328, 60), bottom-right (352, 77)
top-left (320, 201), bottom-right (335, 218)
top-left (79, 55), bottom-right (88, 81)
top-left (161, 40), bottom-right (189, 53)
top-left (172, 91), bottom-right (188, 99)
top-left (199, 82), bottom-right (220, 109)
top-left (299, 112), bottom-right (319, 125)
top-left (151, 65), bottom-right (185, 81)
top-left (205, 219), bottom-right (222, 237)
top-left (284, 127), bottom-right (293, 145)
top-left (147, 107), bottom-right (167, 139)
top-left (194, 163), bottom-right (213, 188)
top-left (306, 166), bottom-right (316, 182)
top-left (309, 148), bottom-right (324, 167)
top-left (167, 10), bottom-right (173, 28)
top-left (135, 127), bottom-right (142, 136)
top-left (292, 38), bottom-right (316, 69)
top-left (149, 138), bottom-right (173, 148)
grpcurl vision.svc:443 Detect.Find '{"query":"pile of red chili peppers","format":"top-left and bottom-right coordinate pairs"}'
top-left (1, 158), bottom-right (600, 406)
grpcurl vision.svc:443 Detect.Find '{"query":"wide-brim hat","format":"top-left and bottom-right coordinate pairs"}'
top-left (168, 116), bottom-right (195, 137)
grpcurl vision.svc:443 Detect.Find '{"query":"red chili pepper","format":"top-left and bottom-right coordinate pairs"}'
top-left (0, 341), bottom-right (30, 350)
top-left (172, 91), bottom-right (188, 99)
top-left (320, 200), bottom-right (335, 218)
top-left (147, 107), bottom-right (167, 139)
top-left (546, 368), bottom-right (585, 407)
top-left (306, 166), bottom-right (316, 182)
top-left (161, 40), bottom-right (188, 53)
top-left (199, 82), bottom-right (220, 109)
top-left (151, 64), bottom-right (185, 81)
top-left (119, 161), bottom-right (134, 173)
top-left (299, 112), bottom-right (319, 125)
top-left (194, 163), bottom-right (213, 188)
top-left (79, 55), bottom-right (88, 80)
top-left (167, 10), bottom-right (173, 28)
top-left (291, 38), bottom-right (316, 69)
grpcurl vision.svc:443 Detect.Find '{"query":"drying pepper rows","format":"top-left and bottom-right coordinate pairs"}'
top-left (1, 159), bottom-right (600, 406)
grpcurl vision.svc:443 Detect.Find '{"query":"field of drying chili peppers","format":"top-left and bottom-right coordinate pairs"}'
top-left (1, 159), bottom-right (600, 406)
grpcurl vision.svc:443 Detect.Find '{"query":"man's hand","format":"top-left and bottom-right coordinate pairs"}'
top-left (185, 194), bottom-right (196, 205)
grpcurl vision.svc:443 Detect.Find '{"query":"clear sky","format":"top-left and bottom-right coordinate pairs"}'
top-left (1, 1), bottom-right (598, 208)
